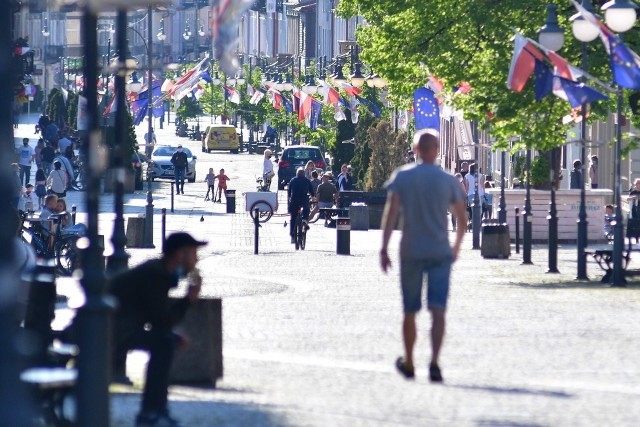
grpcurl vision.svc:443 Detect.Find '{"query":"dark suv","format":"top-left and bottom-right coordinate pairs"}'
top-left (277, 145), bottom-right (326, 190)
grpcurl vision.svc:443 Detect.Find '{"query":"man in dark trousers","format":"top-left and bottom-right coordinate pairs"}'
top-left (110, 232), bottom-right (206, 427)
top-left (288, 167), bottom-right (315, 244)
top-left (380, 129), bottom-right (466, 383)
top-left (170, 145), bottom-right (188, 195)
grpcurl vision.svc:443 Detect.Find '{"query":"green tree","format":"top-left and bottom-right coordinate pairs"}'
top-left (365, 120), bottom-right (408, 191)
top-left (349, 112), bottom-right (378, 186)
top-left (176, 96), bottom-right (203, 121)
top-left (67, 92), bottom-right (78, 130)
top-left (46, 88), bottom-right (67, 127)
top-left (337, 0), bottom-right (631, 151)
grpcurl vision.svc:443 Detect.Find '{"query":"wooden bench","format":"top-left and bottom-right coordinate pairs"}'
top-left (585, 219), bottom-right (640, 283)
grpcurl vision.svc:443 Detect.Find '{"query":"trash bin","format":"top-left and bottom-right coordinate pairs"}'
top-left (225, 190), bottom-right (236, 214)
top-left (481, 223), bottom-right (510, 259)
top-left (349, 203), bottom-right (369, 231)
top-left (337, 217), bottom-right (351, 255)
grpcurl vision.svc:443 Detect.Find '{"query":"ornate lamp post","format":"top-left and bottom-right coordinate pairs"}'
top-left (42, 15), bottom-right (50, 108)
top-left (538, 3), bottom-right (564, 273)
top-left (523, 148), bottom-right (533, 264)
top-left (602, 0), bottom-right (639, 286)
top-left (571, 0), bottom-right (600, 280)
top-left (157, 18), bottom-right (166, 129)
top-left (144, 4), bottom-right (155, 248)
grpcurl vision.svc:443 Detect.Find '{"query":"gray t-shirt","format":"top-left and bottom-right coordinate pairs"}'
top-left (385, 162), bottom-right (465, 260)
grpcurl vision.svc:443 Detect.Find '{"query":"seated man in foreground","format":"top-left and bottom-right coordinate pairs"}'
top-left (110, 232), bottom-right (207, 427)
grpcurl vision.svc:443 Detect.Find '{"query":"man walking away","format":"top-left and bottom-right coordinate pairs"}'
top-left (170, 145), bottom-right (188, 195)
top-left (380, 129), bottom-right (467, 383)
top-left (110, 232), bottom-right (207, 427)
top-left (40, 142), bottom-right (55, 176)
top-left (18, 138), bottom-right (35, 186)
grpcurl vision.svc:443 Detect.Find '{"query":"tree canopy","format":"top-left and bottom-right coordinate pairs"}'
top-left (338, 0), bottom-right (640, 151)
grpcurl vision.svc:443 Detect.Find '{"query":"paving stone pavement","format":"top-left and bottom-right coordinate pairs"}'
top-left (15, 116), bottom-right (640, 426)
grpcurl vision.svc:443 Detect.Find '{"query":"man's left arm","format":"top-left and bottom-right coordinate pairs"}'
top-left (380, 191), bottom-right (400, 273)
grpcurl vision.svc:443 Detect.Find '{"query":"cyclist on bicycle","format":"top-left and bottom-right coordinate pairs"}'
top-left (288, 167), bottom-right (315, 244)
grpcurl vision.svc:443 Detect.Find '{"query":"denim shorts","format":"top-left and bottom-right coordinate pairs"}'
top-left (400, 257), bottom-right (452, 312)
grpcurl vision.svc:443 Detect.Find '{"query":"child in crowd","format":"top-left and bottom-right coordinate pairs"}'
top-left (204, 167), bottom-right (216, 201)
top-left (34, 168), bottom-right (47, 208)
top-left (604, 204), bottom-right (615, 240)
top-left (22, 184), bottom-right (39, 212)
top-left (214, 168), bottom-right (230, 203)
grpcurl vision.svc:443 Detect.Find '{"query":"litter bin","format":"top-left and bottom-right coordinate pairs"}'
top-left (481, 223), bottom-right (510, 259)
top-left (337, 217), bottom-right (351, 255)
top-left (225, 190), bottom-right (236, 214)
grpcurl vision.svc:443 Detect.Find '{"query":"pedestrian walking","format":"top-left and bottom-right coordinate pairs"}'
top-left (18, 138), bottom-right (35, 186)
top-left (47, 160), bottom-right (67, 198)
top-left (570, 159), bottom-right (583, 190)
top-left (40, 141), bottom-right (55, 176)
top-left (170, 144), bottom-right (188, 195)
top-left (214, 168), bottom-right (230, 203)
top-left (34, 169), bottom-right (47, 209)
top-left (262, 149), bottom-right (275, 191)
top-left (204, 167), bottom-right (215, 201)
top-left (589, 155), bottom-right (599, 189)
top-left (34, 138), bottom-right (44, 172)
top-left (109, 232), bottom-right (206, 427)
top-left (380, 129), bottom-right (467, 383)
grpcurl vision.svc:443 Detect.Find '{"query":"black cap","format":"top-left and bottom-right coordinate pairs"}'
top-left (163, 232), bottom-right (207, 254)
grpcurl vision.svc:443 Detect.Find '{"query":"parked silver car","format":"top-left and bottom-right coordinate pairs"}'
top-left (149, 145), bottom-right (197, 182)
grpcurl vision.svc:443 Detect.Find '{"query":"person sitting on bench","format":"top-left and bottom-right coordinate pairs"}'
top-left (110, 232), bottom-right (206, 427)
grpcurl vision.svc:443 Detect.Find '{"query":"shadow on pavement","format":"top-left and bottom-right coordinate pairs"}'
top-left (475, 419), bottom-right (547, 427)
top-left (450, 383), bottom-right (573, 399)
top-left (111, 393), bottom-right (289, 427)
top-left (509, 281), bottom-right (640, 290)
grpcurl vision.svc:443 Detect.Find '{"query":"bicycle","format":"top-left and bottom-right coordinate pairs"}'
top-left (293, 206), bottom-right (308, 250)
top-left (19, 211), bottom-right (82, 276)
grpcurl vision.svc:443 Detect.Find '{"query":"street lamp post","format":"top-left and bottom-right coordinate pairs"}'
top-left (472, 121), bottom-right (481, 250)
top-left (498, 149), bottom-right (507, 223)
top-left (144, 4), bottom-right (155, 249)
top-left (107, 10), bottom-right (131, 274)
top-left (538, 3), bottom-right (564, 273)
top-left (77, 6), bottom-right (112, 426)
top-left (523, 149), bottom-right (533, 264)
top-left (42, 15), bottom-right (50, 110)
top-left (571, 0), bottom-right (600, 280)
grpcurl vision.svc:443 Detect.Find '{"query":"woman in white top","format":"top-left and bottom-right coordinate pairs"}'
top-left (263, 149), bottom-right (275, 191)
top-left (47, 160), bottom-right (68, 198)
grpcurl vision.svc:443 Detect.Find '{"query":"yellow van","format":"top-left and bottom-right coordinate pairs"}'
top-left (201, 125), bottom-right (239, 154)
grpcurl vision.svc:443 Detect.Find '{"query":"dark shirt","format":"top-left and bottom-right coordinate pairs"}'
top-left (171, 151), bottom-right (189, 170)
top-left (310, 178), bottom-right (321, 194)
top-left (570, 170), bottom-right (583, 189)
top-left (288, 175), bottom-right (315, 207)
top-left (109, 259), bottom-right (190, 346)
top-left (41, 146), bottom-right (55, 162)
top-left (316, 181), bottom-right (337, 203)
top-left (337, 172), bottom-right (354, 191)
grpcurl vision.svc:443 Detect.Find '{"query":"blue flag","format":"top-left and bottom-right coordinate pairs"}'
top-left (309, 99), bottom-right (322, 130)
top-left (355, 95), bottom-right (381, 118)
top-left (282, 95), bottom-right (294, 113)
top-left (413, 87), bottom-right (440, 131)
top-left (136, 80), bottom-right (164, 118)
top-left (608, 33), bottom-right (640, 90)
top-left (534, 59), bottom-right (553, 101)
top-left (130, 98), bottom-right (149, 126)
top-left (198, 69), bottom-right (212, 83)
top-left (554, 76), bottom-right (608, 109)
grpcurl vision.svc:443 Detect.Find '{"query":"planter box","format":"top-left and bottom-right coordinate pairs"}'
top-left (486, 189), bottom-right (613, 243)
top-left (363, 192), bottom-right (387, 230)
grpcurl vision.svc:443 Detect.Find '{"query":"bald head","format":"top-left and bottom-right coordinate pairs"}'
top-left (413, 129), bottom-right (440, 163)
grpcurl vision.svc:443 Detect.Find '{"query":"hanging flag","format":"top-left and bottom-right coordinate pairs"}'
top-left (546, 51), bottom-right (583, 81)
top-left (454, 81), bottom-right (472, 95)
top-left (334, 104), bottom-right (346, 121)
top-left (427, 75), bottom-right (445, 94)
top-left (247, 84), bottom-right (255, 97)
top-left (571, 0), bottom-right (640, 89)
top-left (103, 90), bottom-right (117, 116)
top-left (249, 87), bottom-right (265, 105)
top-left (398, 110), bottom-right (409, 131)
top-left (161, 78), bottom-right (174, 93)
top-left (413, 87), bottom-right (440, 131)
top-left (130, 98), bottom-right (149, 126)
top-left (281, 95), bottom-right (294, 113)
top-left (198, 69), bottom-right (213, 83)
top-left (213, 0), bottom-right (255, 75)
top-left (192, 84), bottom-right (205, 100)
top-left (355, 95), bottom-right (381, 118)
top-left (308, 99), bottom-right (322, 130)
top-left (151, 81), bottom-right (164, 118)
top-left (295, 90), bottom-right (313, 122)
top-left (337, 81), bottom-right (363, 97)
top-left (349, 96), bottom-right (360, 124)
top-left (552, 76), bottom-right (608, 109)
top-left (224, 85), bottom-right (241, 104)
top-left (534, 59), bottom-right (554, 102)
top-left (507, 33), bottom-right (544, 92)
top-left (169, 57), bottom-right (209, 101)
top-left (267, 89), bottom-right (283, 110)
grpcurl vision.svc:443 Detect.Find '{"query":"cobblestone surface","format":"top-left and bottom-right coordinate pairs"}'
top-left (16, 117), bottom-right (640, 426)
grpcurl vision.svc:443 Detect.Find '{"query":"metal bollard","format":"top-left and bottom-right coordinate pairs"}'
top-left (71, 204), bottom-right (77, 225)
top-left (254, 208), bottom-right (260, 254)
top-left (170, 182), bottom-right (175, 213)
top-left (161, 208), bottom-right (167, 253)
top-left (225, 190), bottom-right (236, 214)
top-left (336, 216), bottom-right (351, 255)
top-left (515, 207), bottom-right (520, 254)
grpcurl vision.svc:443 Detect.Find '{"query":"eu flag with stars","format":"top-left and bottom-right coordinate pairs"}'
top-left (608, 34), bottom-right (640, 90)
top-left (413, 87), bottom-right (440, 132)
top-left (534, 59), bottom-right (553, 101)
